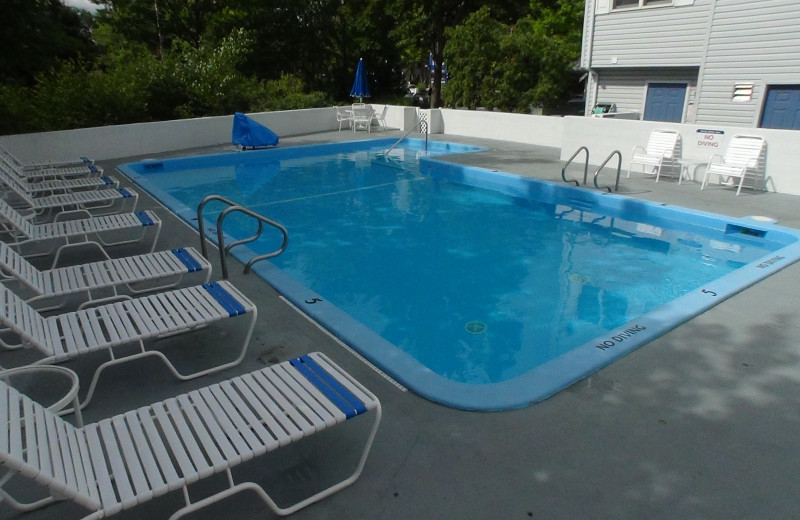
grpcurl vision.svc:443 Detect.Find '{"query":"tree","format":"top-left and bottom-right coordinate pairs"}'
top-left (0, 0), bottom-right (97, 86)
top-left (501, 0), bottom-right (584, 110)
top-left (388, 0), bottom-right (527, 108)
top-left (442, 0), bottom-right (584, 111)
top-left (442, 7), bottom-right (507, 110)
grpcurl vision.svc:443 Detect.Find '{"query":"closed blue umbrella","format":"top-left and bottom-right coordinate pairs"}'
top-left (350, 58), bottom-right (371, 102)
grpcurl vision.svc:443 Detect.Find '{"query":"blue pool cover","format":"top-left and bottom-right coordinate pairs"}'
top-left (232, 112), bottom-right (279, 149)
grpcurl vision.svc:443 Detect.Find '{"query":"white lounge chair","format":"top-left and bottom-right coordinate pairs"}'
top-left (352, 105), bottom-right (375, 132)
top-left (0, 352), bottom-right (380, 518)
top-left (0, 143), bottom-right (95, 171)
top-left (0, 199), bottom-right (161, 258)
top-left (0, 241), bottom-right (211, 311)
top-left (700, 134), bottom-right (767, 196)
top-left (0, 279), bottom-right (256, 409)
top-left (0, 164), bottom-right (136, 220)
top-left (0, 156), bottom-right (118, 195)
top-left (626, 129), bottom-right (682, 181)
top-left (335, 106), bottom-right (353, 131)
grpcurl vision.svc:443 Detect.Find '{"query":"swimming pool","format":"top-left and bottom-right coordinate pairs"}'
top-left (121, 139), bottom-right (800, 410)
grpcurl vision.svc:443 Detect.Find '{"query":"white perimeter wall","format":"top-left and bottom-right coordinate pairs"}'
top-left (1, 106), bottom-right (798, 195)
top-left (558, 116), bottom-right (800, 195)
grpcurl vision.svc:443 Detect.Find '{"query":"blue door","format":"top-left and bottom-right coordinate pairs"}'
top-left (760, 85), bottom-right (800, 130)
top-left (644, 83), bottom-right (687, 122)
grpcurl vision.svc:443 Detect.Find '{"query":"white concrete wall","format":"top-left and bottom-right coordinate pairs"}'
top-left (2, 106), bottom-right (798, 195)
top-left (437, 109), bottom-right (564, 148)
top-left (0, 108), bottom-right (337, 162)
top-left (560, 116), bottom-right (800, 195)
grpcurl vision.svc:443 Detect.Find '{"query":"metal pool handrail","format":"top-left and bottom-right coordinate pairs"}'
top-left (593, 150), bottom-right (623, 193)
top-left (197, 194), bottom-right (289, 279)
top-left (380, 114), bottom-right (428, 157)
top-left (562, 146), bottom-right (590, 186)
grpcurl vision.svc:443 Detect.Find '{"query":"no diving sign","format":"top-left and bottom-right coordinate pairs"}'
top-left (697, 128), bottom-right (724, 148)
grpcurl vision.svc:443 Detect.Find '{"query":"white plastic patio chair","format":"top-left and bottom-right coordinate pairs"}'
top-left (0, 143), bottom-right (95, 171)
top-left (0, 241), bottom-right (211, 312)
top-left (372, 105), bottom-right (388, 130)
top-left (700, 134), bottom-right (767, 196)
top-left (335, 106), bottom-right (354, 131)
top-left (0, 279), bottom-right (256, 410)
top-left (0, 352), bottom-right (380, 519)
top-left (626, 129), bottom-right (682, 181)
top-left (0, 199), bottom-right (161, 259)
top-left (352, 105), bottom-right (375, 132)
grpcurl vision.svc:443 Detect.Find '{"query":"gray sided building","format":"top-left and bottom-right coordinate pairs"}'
top-left (581, 0), bottom-right (800, 129)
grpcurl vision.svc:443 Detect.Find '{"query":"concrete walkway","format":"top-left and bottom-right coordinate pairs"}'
top-left (4, 130), bottom-right (800, 520)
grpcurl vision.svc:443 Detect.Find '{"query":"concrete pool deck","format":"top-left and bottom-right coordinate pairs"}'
top-left (4, 130), bottom-right (800, 520)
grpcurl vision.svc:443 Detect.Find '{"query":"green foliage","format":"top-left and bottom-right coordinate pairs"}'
top-left (0, 0), bottom-right (584, 134)
top-left (443, 0), bottom-right (584, 111)
top-left (0, 0), bottom-right (97, 87)
top-left (0, 27), bottom-right (326, 134)
top-left (443, 7), bottom-right (507, 110)
top-left (250, 75), bottom-right (329, 112)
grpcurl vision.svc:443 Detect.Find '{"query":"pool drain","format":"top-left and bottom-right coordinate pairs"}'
top-left (465, 321), bottom-right (488, 335)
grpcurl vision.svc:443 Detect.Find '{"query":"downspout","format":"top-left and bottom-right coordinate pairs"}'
top-left (693, 0), bottom-right (718, 124)
top-left (583, 0), bottom-right (598, 116)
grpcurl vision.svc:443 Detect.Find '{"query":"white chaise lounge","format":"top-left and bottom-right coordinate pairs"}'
top-left (0, 143), bottom-right (96, 171)
top-left (0, 280), bottom-right (256, 409)
top-left (0, 242), bottom-right (211, 311)
top-left (0, 352), bottom-right (381, 518)
top-left (0, 199), bottom-right (161, 258)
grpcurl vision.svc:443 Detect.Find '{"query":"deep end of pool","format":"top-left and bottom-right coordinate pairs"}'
top-left (120, 140), bottom-right (800, 411)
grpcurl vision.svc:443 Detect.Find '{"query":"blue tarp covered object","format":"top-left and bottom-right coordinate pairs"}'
top-left (232, 112), bottom-right (279, 148)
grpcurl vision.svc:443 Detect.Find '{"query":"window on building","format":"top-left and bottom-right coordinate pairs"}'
top-left (613, 0), bottom-right (672, 8)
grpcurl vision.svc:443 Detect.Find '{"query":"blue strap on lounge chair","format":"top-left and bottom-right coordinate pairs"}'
top-left (203, 282), bottom-right (247, 317)
top-left (118, 188), bottom-right (132, 198)
top-left (171, 247), bottom-right (203, 272)
top-left (291, 354), bottom-right (367, 418)
top-left (135, 210), bottom-right (155, 226)
top-left (81, 156), bottom-right (91, 164)
top-left (88, 164), bottom-right (98, 172)
top-left (100, 176), bottom-right (114, 185)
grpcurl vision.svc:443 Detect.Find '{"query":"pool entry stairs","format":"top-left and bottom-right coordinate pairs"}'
top-left (197, 194), bottom-right (289, 278)
top-left (562, 146), bottom-right (622, 192)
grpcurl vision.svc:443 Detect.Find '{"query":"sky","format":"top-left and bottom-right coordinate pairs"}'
top-left (63, 0), bottom-right (101, 13)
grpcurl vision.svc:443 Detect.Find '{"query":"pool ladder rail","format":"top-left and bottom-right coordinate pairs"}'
top-left (197, 194), bottom-right (289, 279)
top-left (562, 147), bottom-right (622, 192)
top-left (379, 113), bottom-right (428, 157)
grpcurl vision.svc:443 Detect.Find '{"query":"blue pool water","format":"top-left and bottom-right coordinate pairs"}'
top-left (121, 139), bottom-right (800, 410)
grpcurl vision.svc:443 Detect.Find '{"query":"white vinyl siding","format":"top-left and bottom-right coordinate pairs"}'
top-left (695, 0), bottom-right (800, 126)
top-left (592, 68), bottom-right (698, 118)
top-left (590, 0), bottom-right (712, 68)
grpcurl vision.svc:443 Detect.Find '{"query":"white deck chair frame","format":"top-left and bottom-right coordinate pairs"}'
top-left (0, 352), bottom-right (380, 519)
top-left (0, 242), bottom-right (211, 312)
top-left (335, 106), bottom-right (353, 131)
top-left (626, 129), bottom-right (682, 181)
top-left (0, 200), bottom-right (160, 259)
top-left (0, 280), bottom-right (256, 410)
top-left (1, 174), bottom-right (137, 221)
top-left (0, 155), bottom-right (115, 194)
top-left (0, 143), bottom-right (95, 171)
top-left (700, 134), bottom-right (767, 196)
